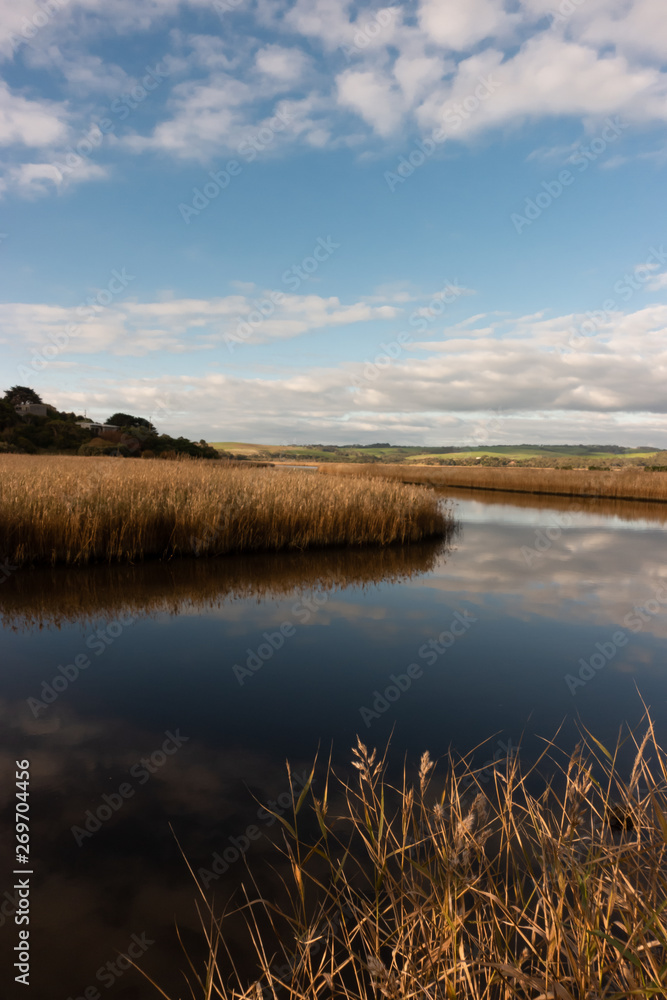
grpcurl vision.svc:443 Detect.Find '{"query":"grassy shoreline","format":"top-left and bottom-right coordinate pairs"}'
top-left (0, 455), bottom-right (452, 566)
top-left (157, 718), bottom-right (667, 1000)
top-left (318, 463), bottom-right (667, 503)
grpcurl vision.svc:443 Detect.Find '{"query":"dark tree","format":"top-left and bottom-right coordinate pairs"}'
top-left (3, 386), bottom-right (44, 406)
top-left (105, 412), bottom-right (156, 432)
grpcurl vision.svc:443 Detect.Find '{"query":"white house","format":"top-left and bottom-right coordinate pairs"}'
top-left (15, 402), bottom-right (49, 417)
top-left (76, 421), bottom-right (120, 436)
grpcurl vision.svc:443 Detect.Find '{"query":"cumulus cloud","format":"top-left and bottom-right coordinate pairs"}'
top-left (418, 0), bottom-right (519, 51)
top-left (2, 0), bottom-right (667, 175)
top-left (3, 157), bottom-right (108, 196)
top-left (7, 297), bottom-right (667, 445)
top-left (255, 44), bottom-right (312, 84)
top-left (47, 369), bottom-right (667, 446)
top-left (0, 79), bottom-right (67, 147)
top-left (0, 290), bottom-right (402, 358)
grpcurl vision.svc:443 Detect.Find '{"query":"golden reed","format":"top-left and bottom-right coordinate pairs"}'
top-left (318, 462), bottom-right (667, 502)
top-left (0, 455), bottom-right (452, 566)
top-left (153, 718), bottom-right (667, 1000)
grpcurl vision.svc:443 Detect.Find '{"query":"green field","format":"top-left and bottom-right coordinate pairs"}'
top-left (211, 442), bottom-right (662, 467)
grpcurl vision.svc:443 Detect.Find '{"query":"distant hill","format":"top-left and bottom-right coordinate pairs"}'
top-left (210, 442), bottom-right (661, 469)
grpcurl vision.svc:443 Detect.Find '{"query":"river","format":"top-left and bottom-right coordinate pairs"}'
top-left (1, 489), bottom-right (665, 996)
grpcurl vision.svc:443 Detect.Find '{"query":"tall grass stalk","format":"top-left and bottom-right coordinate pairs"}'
top-left (0, 456), bottom-right (452, 565)
top-left (158, 715), bottom-right (667, 1000)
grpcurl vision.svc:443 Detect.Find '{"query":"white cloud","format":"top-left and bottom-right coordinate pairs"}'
top-left (47, 370), bottom-right (667, 446)
top-left (0, 291), bottom-right (402, 358)
top-left (6, 297), bottom-right (667, 445)
top-left (283, 0), bottom-right (356, 49)
top-left (418, 0), bottom-right (518, 50)
top-left (0, 80), bottom-right (67, 147)
top-left (3, 157), bottom-right (107, 196)
top-left (416, 35), bottom-right (666, 140)
top-left (647, 272), bottom-right (667, 291)
top-left (255, 44), bottom-right (311, 84)
top-left (336, 68), bottom-right (405, 136)
top-left (3, 0), bottom-right (665, 170)
top-left (571, 0), bottom-right (667, 63)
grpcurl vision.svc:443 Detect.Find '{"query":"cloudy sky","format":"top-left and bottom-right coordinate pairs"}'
top-left (1, 0), bottom-right (666, 445)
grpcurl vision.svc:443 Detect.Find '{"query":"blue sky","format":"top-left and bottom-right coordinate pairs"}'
top-left (1, 0), bottom-right (667, 445)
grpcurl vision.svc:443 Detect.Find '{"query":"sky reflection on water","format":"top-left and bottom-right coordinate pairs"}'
top-left (0, 491), bottom-right (665, 997)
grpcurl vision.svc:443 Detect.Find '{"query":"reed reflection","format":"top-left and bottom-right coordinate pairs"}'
top-left (0, 538), bottom-right (454, 630)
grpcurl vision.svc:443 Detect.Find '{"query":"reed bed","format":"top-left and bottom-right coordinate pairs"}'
top-left (156, 716), bottom-right (667, 1000)
top-left (0, 455), bottom-right (452, 566)
top-left (318, 463), bottom-right (667, 503)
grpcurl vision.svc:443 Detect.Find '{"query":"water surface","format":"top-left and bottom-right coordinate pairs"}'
top-left (0, 490), bottom-right (665, 997)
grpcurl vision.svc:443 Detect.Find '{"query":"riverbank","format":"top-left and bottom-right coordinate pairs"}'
top-left (0, 455), bottom-right (453, 566)
top-left (318, 463), bottom-right (667, 502)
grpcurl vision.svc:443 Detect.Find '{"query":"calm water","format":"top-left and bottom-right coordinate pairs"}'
top-left (1, 490), bottom-right (666, 997)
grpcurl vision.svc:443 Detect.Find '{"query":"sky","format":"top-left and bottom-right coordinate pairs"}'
top-left (1, 0), bottom-right (666, 447)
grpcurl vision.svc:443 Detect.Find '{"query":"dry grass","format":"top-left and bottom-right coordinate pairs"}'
top-left (0, 455), bottom-right (452, 566)
top-left (154, 715), bottom-right (667, 1000)
top-left (319, 463), bottom-right (667, 503)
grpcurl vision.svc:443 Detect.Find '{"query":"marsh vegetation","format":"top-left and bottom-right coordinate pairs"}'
top-left (0, 455), bottom-right (452, 566)
top-left (319, 463), bottom-right (667, 503)
top-left (162, 718), bottom-right (667, 1000)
